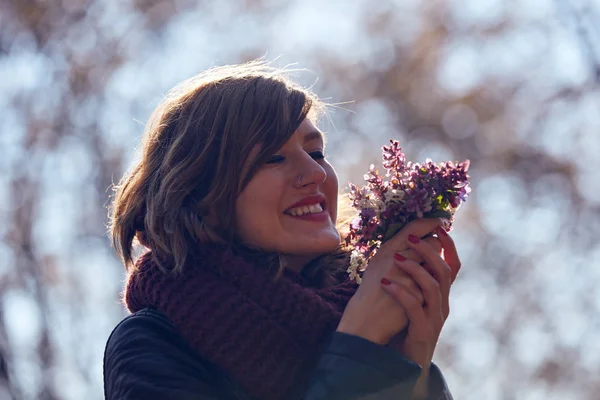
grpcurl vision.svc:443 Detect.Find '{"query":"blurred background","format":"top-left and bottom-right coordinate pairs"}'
top-left (1, 0), bottom-right (599, 399)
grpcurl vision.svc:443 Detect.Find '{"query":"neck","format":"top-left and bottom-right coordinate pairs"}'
top-left (281, 254), bottom-right (317, 274)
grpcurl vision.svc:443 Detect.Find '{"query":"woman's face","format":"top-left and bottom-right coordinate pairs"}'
top-left (235, 119), bottom-right (340, 270)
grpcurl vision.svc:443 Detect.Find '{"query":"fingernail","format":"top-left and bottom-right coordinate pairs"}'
top-left (381, 277), bottom-right (392, 286)
top-left (394, 253), bottom-right (406, 261)
top-left (408, 234), bottom-right (420, 244)
top-left (438, 227), bottom-right (448, 236)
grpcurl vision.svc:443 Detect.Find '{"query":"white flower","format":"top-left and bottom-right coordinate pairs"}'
top-left (384, 188), bottom-right (406, 204)
top-left (357, 196), bottom-right (386, 213)
top-left (347, 250), bottom-right (367, 284)
top-left (371, 198), bottom-right (386, 212)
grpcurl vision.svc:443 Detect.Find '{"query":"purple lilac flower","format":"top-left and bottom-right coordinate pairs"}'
top-left (345, 140), bottom-right (471, 261)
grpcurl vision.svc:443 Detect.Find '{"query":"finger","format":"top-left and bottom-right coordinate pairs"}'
top-left (436, 227), bottom-right (462, 283)
top-left (394, 237), bottom-right (441, 266)
top-left (386, 260), bottom-right (425, 305)
top-left (384, 218), bottom-right (445, 252)
top-left (394, 248), bottom-right (425, 264)
top-left (395, 276), bottom-right (424, 305)
top-left (381, 280), bottom-right (431, 339)
top-left (406, 235), bottom-right (451, 289)
top-left (405, 235), bottom-right (451, 314)
top-left (395, 256), bottom-right (445, 319)
top-left (423, 236), bottom-right (442, 256)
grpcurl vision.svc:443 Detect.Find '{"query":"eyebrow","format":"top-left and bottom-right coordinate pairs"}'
top-left (303, 131), bottom-right (324, 143)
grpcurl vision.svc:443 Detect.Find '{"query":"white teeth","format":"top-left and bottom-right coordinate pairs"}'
top-left (309, 204), bottom-right (322, 213)
top-left (287, 203), bottom-right (323, 216)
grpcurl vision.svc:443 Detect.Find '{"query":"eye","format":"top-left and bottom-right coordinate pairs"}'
top-left (309, 151), bottom-right (325, 161)
top-left (266, 155), bottom-right (285, 164)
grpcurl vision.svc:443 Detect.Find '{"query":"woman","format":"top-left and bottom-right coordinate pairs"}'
top-left (104, 61), bottom-right (460, 400)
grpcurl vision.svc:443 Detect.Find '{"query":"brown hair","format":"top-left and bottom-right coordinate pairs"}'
top-left (110, 60), bottom-right (349, 277)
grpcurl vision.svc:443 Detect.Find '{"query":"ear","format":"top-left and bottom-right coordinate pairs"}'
top-left (203, 209), bottom-right (220, 229)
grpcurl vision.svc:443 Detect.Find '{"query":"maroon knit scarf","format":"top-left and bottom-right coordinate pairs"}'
top-left (124, 247), bottom-right (357, 400)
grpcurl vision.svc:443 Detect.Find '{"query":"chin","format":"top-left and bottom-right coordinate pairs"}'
top-left (290, 232), bottom-right (341, 255)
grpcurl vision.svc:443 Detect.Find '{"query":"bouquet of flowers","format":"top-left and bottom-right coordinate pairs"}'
top-left (345, 140), bottom-right (471, 283)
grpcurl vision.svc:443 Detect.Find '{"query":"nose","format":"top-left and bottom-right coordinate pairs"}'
top-left (297, 155), bottom-right (327, 188)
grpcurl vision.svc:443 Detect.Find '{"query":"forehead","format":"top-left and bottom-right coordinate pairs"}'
top-left (291, 119), bottom-right (325, 145)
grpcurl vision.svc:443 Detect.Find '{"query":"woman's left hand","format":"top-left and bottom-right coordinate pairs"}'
top-left (381, 227), bottom-right (461, 394)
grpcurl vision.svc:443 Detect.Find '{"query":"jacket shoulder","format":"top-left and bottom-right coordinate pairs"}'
top-left (105, 308), bottom-right (182, 352)
top-left (103, 308), bottom-right (226, 400)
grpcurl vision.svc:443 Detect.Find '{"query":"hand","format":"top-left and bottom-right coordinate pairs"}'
top-left (381, 226), bottom-right (461, 368)
top-left (385, 234), bottom-right (443, 347)
top-left (336, 218), bottom-right (445, 345)
top-left (387, 234), bottom-right (443, 305)
top-left (362, 220), bottom-right (445, 309)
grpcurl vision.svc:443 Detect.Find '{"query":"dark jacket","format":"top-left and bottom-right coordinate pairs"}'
top-left (103, 308), bottom-right (453, 400)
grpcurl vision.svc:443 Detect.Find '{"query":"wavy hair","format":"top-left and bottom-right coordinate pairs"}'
top-left (110, 61), bottom-right (353, 282)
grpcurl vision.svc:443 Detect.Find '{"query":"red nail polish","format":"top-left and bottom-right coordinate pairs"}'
top-left (408, 234), bottom-right (420, 244)
top-left (381, 277), bottom-right (392, 286)
top-left (394, 253), bottom-right (406, 261)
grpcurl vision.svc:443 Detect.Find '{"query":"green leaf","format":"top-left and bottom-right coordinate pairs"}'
top-left (424, 209), bottom-right (452, 219)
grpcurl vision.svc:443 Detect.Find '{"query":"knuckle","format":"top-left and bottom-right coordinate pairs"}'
top-left (405, 299), bottom-right (420, 312)
top-left (428, 279), bottom-right (440, 292)
top-left (440, 263), bottom-right (452, 278)
top-left (419, 271), bottom-right (437, 288)
top-left (404, 251), bottom-right (424, 263)
top-left (401, 279), bottom-right (421, 296)
top-left (397, 275), bottom-right (412, 286)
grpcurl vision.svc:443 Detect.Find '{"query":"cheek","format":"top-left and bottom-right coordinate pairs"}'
top-left (236, 198), bottom-right (270, 245)
top-left (235, 173), bottom-right (284, 241)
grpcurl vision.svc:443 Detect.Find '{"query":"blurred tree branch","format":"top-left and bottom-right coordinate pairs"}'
top-left (555, 0), bottom-right (600, 82)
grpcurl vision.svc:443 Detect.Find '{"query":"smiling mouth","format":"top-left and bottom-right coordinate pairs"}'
top-left (285, 202), bottom-right (326, 216)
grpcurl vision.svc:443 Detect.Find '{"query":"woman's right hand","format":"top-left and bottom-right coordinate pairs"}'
top-left (336, 218), bottom-right (445, 345)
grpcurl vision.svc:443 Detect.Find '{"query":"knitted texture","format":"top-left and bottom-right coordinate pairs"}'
top-left (124, 247), bottom-right (358, 400)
